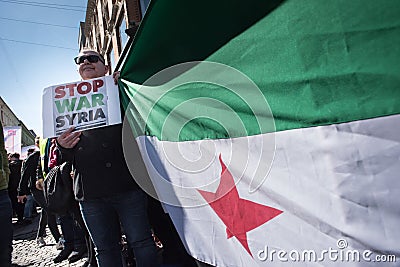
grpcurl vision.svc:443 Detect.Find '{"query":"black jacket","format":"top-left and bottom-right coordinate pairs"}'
top-left (8, 159), bottom-right (22, 192)
top-left (18, 151), bottom-right (40, 196)
top-left (58, 124), bottom-right (139, 201)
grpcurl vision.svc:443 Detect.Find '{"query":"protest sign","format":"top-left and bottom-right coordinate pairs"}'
top-left (42, 75), bottom-right (121, 137)
top-left (3, 126), bottom-right (22, 154)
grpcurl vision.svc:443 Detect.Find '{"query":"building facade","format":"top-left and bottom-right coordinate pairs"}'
top-left (0, 97), bottom-right (36, 147)
top-left (79, 0), bottom-right (150, 73)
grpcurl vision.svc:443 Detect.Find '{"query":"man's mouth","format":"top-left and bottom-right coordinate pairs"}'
top-left (82, 66), bottom-right (94, 71)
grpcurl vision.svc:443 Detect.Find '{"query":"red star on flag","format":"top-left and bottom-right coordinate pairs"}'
top-left (198, 155), bottom-right (283, 257)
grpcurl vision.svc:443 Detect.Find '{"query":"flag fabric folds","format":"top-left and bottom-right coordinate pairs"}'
top-left (119, 0), bottom-right (400, 266)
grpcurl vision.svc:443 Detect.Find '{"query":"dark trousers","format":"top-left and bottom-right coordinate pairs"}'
top-left (31, 188), bottom-right (61, 241)
top-left (68, 201), bottom-right (97, 266)
top-left (8, 188), bottom-right (24, 221)
top-left (80, 189), bottom-right (158, 267)
top-left (148, 197), bottom-right (198, 267)
top-left (59, 213), bottom-right (85, 250)
top-left (148, 197), bottom-right (215, 267)
top-left (0, 190), bottom-right (13, 267)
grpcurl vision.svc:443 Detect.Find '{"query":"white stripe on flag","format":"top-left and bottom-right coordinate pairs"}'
top-left (136, 114), bottom-right (400, 266)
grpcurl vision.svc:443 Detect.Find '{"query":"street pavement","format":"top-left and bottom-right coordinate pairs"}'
top-left (12, 210), bottom-right (88, 267)
top-left (11, 209), bottom-right (206, 267)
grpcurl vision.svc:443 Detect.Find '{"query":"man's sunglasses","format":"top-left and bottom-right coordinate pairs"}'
top-left (74, 55), bottom-right (105, 65)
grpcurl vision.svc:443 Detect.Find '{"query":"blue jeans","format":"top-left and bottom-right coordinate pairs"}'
top-left (23, 194), bottom-right (34, 218)
top-left (80, 189), bottom-right (158, 267)
top-left (31, 188), bottom-right (61, 241)
top-left (0, 190), bottom-right (13, 267)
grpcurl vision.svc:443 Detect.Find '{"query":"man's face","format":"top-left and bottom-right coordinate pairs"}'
top-left (76, 51), bottom-right (109, 80)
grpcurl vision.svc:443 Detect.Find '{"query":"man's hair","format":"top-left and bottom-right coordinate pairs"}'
top-left (27, 148), bottom-right (35, 153)
top-left (79, 48), bottom-right (106, 65)
top-left (10, 152), bottom-right (20, 159)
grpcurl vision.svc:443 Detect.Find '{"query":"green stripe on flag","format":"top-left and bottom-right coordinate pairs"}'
top-left (120, 0), bottom-right (400, 142)
top-left (120, 0), bottom-right (284, 84)
top-left (120, 78), bottom-right (274, 141)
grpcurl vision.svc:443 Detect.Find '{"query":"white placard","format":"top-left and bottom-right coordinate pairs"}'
top-left (3, 126), bottom-right (22, 154)
top-left (42, 75), bottom-right (122, 138)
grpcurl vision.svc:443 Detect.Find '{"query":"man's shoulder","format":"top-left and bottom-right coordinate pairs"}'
top-left (9, 160), bottom-right (22, 167)
top-left (26, 151), bottom-right (40, 162)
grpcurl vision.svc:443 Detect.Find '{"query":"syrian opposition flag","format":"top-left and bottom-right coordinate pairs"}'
top-left (118, 0), bottom-right (400, 266)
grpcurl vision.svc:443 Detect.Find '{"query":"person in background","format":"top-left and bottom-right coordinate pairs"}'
top-left (57, 49), bottom-right (158, 267)
top-left (36, 138), bottom-right (92, 265)
top-left (17, 137), bottom-right (63, 249)
top-left (8, 152), bottom-right (25, 224)
top-left (21, 148), bottom-right (36, 222)
top-left (0, 120), bottom-right (13, 267)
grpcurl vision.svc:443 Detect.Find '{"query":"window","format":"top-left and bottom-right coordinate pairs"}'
top-left (119, 15), bottom-right (128, 50)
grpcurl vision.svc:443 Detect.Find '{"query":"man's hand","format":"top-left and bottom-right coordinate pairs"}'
top-left (36, 179), bottom-right (44, 190)
top-left (17, 195), bottom-right (27, 203)
top-left (113, 71), bottom-right (120, 85)
top-left (57, 127), bottom-right (81, 149)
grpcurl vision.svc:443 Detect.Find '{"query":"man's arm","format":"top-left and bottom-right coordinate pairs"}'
top-left (36, 159), bottom-right (44, 190)
top-left (17, 158), bottom-right (29, 203)
top-left (17, 153), bottom-right (37, 197)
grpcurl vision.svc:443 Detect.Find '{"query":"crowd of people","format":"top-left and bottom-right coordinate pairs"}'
top-left (2, 135), bottom-right (94, 266)
top-left (0, 49), bottom-right (212, 267)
